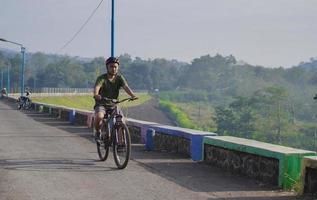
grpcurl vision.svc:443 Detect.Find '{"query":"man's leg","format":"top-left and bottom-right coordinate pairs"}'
top-left (94, 112), bottom-right (104, 132)
top-left (94, 106), bottom-right (105, 140)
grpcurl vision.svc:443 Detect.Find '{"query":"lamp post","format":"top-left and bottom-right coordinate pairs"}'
top-left (111, 0), bottom-right (115, 57)
top-left (7, 62), bottom-right (10, 95)
top-left (0, 38), bottom-right (25, 96)
top-left (1, 69), bottom-right (3, 90)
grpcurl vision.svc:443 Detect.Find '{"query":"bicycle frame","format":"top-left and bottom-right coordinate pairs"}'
top-left (102, 106), bottom-right (124, 143)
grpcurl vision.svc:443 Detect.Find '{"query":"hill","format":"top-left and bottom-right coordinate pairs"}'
top-left (122, 99), bottom-right (175, 126)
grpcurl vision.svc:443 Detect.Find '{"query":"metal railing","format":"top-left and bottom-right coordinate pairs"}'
top-left (7, 87), bottom-right (148, 97)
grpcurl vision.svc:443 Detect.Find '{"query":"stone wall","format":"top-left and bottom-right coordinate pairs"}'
top-left (43, 106), bottom-right (50, 113)
top-left (128, 125), bottom-right (142, 144)
top-left (153, 132), bottom-right (190, 157)
top-left (204, 144), bottom-right (279, 185)
top-left (51, 108), bottom-right (60, 117)
top-left (60, 110), bottom-right (69, 120)
top-left (304, 167), bottom-right (317, 194)
top-left (75, 113), bottom-right (87, 125)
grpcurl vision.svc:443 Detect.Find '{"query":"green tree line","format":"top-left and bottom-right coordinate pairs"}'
top-left (1, 49), bottom-right (317, 150)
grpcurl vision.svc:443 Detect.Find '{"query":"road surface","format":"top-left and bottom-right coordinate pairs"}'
top-left (0, 100), bottom-right (303, 200)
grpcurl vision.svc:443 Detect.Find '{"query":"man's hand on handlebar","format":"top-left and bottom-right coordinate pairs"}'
top-left (94, 95), bottom-right (138, 103)
top-left (93, 94), bottom-right (102, 101)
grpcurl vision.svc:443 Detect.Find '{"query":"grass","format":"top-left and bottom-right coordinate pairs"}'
top-left (158, 100), bottom-right (198, 129)
top-left (32, 92), bottom-right (151, 111)
top-left (176, 102), bottom-right (217, 132)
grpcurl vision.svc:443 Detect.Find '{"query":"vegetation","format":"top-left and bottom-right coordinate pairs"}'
top-left (32, 93), bottom-right (151, 111)
top-left (1, 49), bottom-right (317, 150)
top-left (158, 100), bottom-right (197, 129)
top-left (32, 95), bottom-right (94, 111)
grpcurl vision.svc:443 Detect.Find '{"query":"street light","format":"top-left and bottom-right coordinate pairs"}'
top-left (111, 0), bottom-right (115, 57)
top-left (0, 38), bottom-right (26, 96)
top-left (7, 62), bottom-right (10, 95)
top-left (1, 69), bottom-right (3, 90)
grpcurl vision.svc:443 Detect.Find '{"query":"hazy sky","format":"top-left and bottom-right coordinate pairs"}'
top-left (1, 0), bottom-right (316, 67)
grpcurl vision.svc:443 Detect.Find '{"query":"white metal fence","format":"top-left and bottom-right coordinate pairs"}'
top-left (8, 87), bottom-right (148, 97)
top-left (37, 87), bottom-right (93, 94)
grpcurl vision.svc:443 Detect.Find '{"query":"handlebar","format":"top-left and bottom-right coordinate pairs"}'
top-left (95, 96), bottom-right (138, 104)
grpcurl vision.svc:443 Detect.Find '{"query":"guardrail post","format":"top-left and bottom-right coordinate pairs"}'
top-left (58, 109), bottom-right (62, 119)
top-left (145, 128), bottom-right (155, 151)
top-left (191, 135), bottom-right (204, 161)
top-left (69, 109), bottom-right (76, 124)
top-left (39, 105), bottom-right (43, 113)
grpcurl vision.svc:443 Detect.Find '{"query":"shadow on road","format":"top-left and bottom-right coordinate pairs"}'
top-left (24, 111), bottom-right (94, 138)
top-left (0, 158), bottom-right (118, 172)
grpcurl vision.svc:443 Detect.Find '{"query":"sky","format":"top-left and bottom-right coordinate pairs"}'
top-left (0, 0), bottom-right (317, 68)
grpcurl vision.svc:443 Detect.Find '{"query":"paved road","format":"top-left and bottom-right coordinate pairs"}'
top-left (0, 100), bottom-right (305, 200)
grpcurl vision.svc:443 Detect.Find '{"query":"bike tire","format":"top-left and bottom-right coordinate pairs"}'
top-left (25, 100), bottom-right (32, 110)
top-left (97, 123), bottom-right (110, 161)
top-left (113, 123), bottom-right (131, 169)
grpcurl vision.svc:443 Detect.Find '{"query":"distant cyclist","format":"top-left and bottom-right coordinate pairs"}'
top-left (1, 88), bottom-right (7, 98)
top-left (17, 90), bottom-right (32, 110)
top-left (19, 90), bottom-right (30, 102)
top-left (93, 57), bottom-right (138, 141)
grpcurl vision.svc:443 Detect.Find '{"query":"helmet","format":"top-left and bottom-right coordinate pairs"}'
top-left (105, 57), bottom-right (120, 65)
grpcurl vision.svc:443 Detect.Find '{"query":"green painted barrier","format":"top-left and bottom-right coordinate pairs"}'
top-left (203, 136), bottom-right (316, 190)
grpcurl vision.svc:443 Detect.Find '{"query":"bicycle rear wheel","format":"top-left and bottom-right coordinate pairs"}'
top-left (97, 123), bottom-right (110, 161)
top-left (113, 123), bottom-right (131, 169)
top-left (24, 100), bottom-right (32, 110)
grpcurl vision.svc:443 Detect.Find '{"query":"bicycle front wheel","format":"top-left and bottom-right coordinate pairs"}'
top-left (112, 123), bottom-right (131, 169)
top-left (97, 123), bottom-right (110, 161)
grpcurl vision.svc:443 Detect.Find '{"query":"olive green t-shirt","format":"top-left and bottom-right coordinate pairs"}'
top-left (94, 73), bottom-right (127, 106)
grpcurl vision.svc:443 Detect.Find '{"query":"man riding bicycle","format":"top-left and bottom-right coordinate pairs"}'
top-left (93, 56), bottom-right (137, 141)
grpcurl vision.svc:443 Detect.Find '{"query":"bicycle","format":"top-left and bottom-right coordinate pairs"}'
top-left (17, 95), bottom-right (32, 110)
top-left (94, 97), bottom-right (136, 169)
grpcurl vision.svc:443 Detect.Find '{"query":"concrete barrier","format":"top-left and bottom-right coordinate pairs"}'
top-left (29, 101), bottom-right (93, 127)
top-left (300, 156), bottom-right (317, 195)
top-left (203, 136), bottom-right (316, 190)
top-left (145, 128), bottom-right (155, 151)
top-left (127, 118), bottom-right (217, 161)
top-left (3, 96), bottom-right (317, 193)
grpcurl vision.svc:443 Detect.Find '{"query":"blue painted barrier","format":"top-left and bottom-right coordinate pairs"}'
top-left (145, 128), bottom-right (155, 151)
top-left (127, 118), bottom-right (217, 161)
top-left (69, 109), bottom-right (76, 124)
